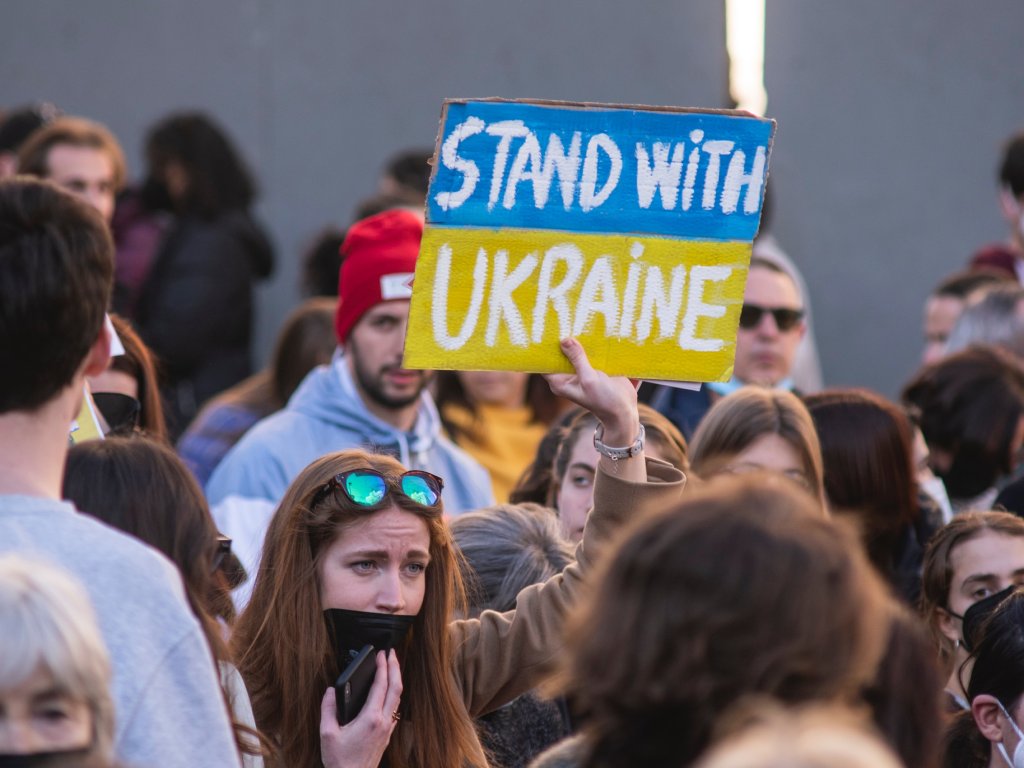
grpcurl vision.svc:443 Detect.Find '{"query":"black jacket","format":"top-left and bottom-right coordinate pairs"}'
top-left (136, 210), bottom-right (274, 434)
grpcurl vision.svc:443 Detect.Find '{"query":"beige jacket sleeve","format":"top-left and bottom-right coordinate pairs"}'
top-left (449, 457), bottom-right (685, 717)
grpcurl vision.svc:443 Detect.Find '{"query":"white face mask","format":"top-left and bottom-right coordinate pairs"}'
top-left (920, 474), bottom-right (954, 524)
top-left (996, 700), bottom-right (1024, 768)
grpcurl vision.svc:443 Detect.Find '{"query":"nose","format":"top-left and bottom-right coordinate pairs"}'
top-left (754, 312), bottom-right (780, 337)
top-left (374, 568), bottom-right (406, 614)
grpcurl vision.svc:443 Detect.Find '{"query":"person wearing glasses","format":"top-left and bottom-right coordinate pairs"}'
top-left (644, 255), bottom-right (808, 441)
top-left (231, 337), bottom-right (686, 768)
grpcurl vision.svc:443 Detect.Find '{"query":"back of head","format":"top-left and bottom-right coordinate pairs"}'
top-left (0, 177), bottom-right (113, 413)
top-left (62, 436), bottom-right (220, 615)
top-left (451, 502), bottom-right (572, 616)
top-left (903, 345), bottom-right (1024, 499)
top-left (805, 389), bottom-right (918, 575)
top-left (933, 269), bottom-right (1012, 301)
top-left (17, 116), bottom-right (126, 190)
top-left (0, 102), bottom-right (60, 155)
top-left (1001, 132), bottom-right (1024, 198)
top-left (561, 473), bottom-right (889, 768)
top-left (145, 111), bottom-right (255, 217)
top-left (689, 387), bottom-right (824, 499)
top-left (944, 284), bottom-right (1024, 358)
top-left (0, 554), bottom-right (114, 764)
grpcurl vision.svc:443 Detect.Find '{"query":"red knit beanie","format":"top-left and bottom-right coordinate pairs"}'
top-left (335, 208), bottom-right (424, 344)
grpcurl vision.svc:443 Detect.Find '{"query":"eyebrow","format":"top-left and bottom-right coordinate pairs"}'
top-left (347, 548), bottom-right (431, 561)
top-left (568, 462), bottom-right (595, 473)
top-left (962, 569), bottom-right (1024, 586)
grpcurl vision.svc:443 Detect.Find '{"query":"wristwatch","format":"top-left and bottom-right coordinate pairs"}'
top-left (593, 423), bottom-right (645, 460)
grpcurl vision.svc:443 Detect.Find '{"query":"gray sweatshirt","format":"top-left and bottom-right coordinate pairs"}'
top-left (0, 495), bottom-right (242, 768)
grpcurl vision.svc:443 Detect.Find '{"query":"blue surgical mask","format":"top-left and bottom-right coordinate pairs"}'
top-left (996, 700), bottom-right (1024, 768)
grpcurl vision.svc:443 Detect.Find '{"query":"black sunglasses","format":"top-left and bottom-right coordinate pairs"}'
top-left (312, 469), bottom-right (444, 509)
top-left (738, 303), bottom-right (805, 332)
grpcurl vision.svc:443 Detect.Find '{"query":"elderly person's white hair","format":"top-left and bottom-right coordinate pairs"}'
top-left (0, 554), bottom-right (114, 762)
top-left (944, 284), bottom-right (1024, 359)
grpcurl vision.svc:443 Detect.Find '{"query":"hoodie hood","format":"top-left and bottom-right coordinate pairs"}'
top-left (287, 354), bottom-right (440, 468)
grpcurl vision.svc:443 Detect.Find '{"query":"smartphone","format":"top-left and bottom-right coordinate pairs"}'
top-left (334, 644), bottom-right (376, 726)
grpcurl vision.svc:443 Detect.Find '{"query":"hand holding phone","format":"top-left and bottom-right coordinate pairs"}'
top-left (321, 649), bottom-right (404, 768)
top-left (334, 644), bottom-right (376, 726)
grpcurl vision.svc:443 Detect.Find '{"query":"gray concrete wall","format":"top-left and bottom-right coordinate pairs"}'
top-left (766, 0), bottom-right (1024, 396)
top-left (1, 1), bottom-right (726, 366)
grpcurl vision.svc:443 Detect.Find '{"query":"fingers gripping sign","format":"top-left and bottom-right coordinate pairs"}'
top-left (321, 650), bottom-right (403, 768)
top-left (544, 338), bottom-right (646, 482)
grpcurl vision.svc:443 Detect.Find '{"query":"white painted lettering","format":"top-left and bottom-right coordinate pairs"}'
top-left (485, 249), bottom-right (537, 347)
top-left (572, 256), bottom-right (620, 336)
top-left (431, 244), bottom-right (488, 350)
top-left (682, 129), bottom-right (704, 211)
top-left (543, 132), bottom-right (582, 210)
top-left (679, 265), bottom-right (732, 351)
top-left (434, 118), bottom-right (484, 211)
top-left (579, 133), bottom-right (622, 212)
top-left (531, 244), bottom-right (582, 343)
top-left (485, 121), bottom-right (530, 211)
top-left (617, 242), bottom-right (645, 337)
top-left (635, 141), bottom-right (685, 209)
top-left (635, 265), bottom-right (687, 342)
top-left (721, 145), bottom-right (767, 215)
top-left (503, 131), bottom-right (542, 209)
top-left (700, 140), bottom-right (735, 210)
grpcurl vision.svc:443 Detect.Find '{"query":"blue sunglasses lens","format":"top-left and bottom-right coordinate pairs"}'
top-left (344, 473), bottom-right (387, 506)
top-left (401, 475), bottom-right (439, 506)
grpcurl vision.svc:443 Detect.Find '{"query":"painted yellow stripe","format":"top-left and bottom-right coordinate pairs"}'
top-left (406, 226), bottom-right (752, 382)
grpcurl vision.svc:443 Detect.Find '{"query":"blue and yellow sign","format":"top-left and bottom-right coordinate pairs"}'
top-left (406, 98), bottom-right (775, 380)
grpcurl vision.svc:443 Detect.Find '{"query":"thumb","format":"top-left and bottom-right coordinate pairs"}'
top-left (321, 686), bottom-right (338, 728)
top-left (560, 337), bottom-right (592, 375)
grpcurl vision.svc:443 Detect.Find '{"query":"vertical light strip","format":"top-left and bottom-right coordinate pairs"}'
top-left (725, 0), bottom-right (768, 115)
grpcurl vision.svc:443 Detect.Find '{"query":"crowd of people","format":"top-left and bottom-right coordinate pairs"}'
top-left (5, 99), bottom-right (1024, 768)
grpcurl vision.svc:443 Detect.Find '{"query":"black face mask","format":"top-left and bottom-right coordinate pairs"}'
top-left (91, 392), bottom-right (141, 436)
top-left (0, 748), bottom-right (94, 768)
top-left (324, 608), bottom-right (415, 669)
top-left (938, 447), bottom-right (1002, 501)
top-left (139, 173), bottom-right (175, 213)
top-left (961, 585), bottom-right (1017, 653)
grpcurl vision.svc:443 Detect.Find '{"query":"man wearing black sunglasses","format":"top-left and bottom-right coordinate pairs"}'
top-left (645, 257), bottom-right (806, 440)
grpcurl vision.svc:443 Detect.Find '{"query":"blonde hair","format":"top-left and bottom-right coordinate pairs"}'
top-left (0, 554), bottom-right (114, 763)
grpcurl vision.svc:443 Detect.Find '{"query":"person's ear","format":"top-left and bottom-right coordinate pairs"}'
top-left (973, 694), bottom-right (1007, 743)
top-left (936, 606), bottom-right (962, 647)
top-left (795, 319), bottom-right (807, 342)
top-left (1000, 185), bottom-right (1021, 222)
top-left (82, 319), bottom-right (113, 378)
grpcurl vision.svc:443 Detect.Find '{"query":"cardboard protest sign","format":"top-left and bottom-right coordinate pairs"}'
top-left (406, 98), bottom-right (775, 380)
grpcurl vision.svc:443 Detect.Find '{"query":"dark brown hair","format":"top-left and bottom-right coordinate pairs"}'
top-left (17, 116), bottom-right (127, 189)
top-left (806, 389), bottom-right (919, 581)
top-left (0, 177), bottom-right (113, 412)
top-left (920, 510), bottom-right (1024, 674)
top-left (903, 345), bottom-right (1024, 499)
top-left (509, 407), bottom-right (584, 505)
top-left (105, 313), bottom-right (167, 441)
top-left (553, 473), bottom-right (888, 768)
top-left (61, 436), bottom-right (261, 759)
top-left (232, 449), bottom-right (486, 768)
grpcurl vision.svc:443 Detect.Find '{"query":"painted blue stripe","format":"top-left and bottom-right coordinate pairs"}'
top-left (427, 100), bottom-right (774, 241)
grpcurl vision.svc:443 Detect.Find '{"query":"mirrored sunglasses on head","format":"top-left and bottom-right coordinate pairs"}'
top-left (313, 469), bottom-right (444, 509)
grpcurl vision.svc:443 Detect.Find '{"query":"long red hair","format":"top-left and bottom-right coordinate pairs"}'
top-left (231, 449), bottom-right (487, 768)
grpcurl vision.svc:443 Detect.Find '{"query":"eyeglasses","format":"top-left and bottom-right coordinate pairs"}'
top-left (312, 469), bottom-right (444, 509)
top-left (212, 534), bottom-right (232, 573)
top-left (738, 303), bottom-right (804, 332)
